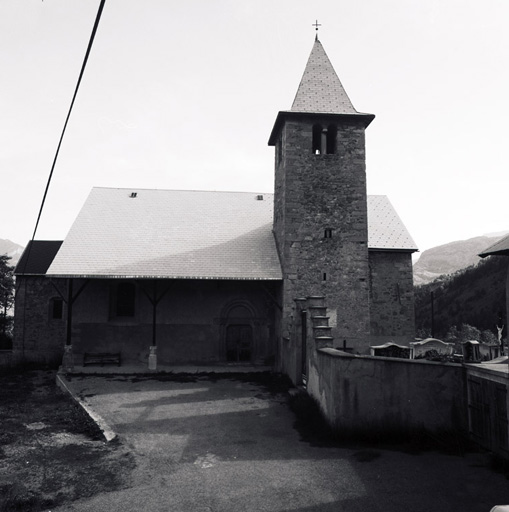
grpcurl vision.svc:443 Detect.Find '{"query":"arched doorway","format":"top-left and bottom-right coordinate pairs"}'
top-left (226, 324), bottom-right (253, 362)
top-left (222, 303), bottom-right (255, 363)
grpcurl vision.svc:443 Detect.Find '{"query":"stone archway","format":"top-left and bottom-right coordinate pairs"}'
top-left (220, 301), bottom-right (258, 363)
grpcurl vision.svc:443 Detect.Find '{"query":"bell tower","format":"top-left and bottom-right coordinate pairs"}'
top-left (269, 38), bottom-right (375, 354)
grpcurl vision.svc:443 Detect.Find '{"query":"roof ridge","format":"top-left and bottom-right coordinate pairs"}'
top-left (92, 186), bottom-right (274, 196)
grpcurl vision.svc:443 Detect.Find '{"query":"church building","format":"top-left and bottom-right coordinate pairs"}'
top-left (14, 38), bottom-right (418, 381)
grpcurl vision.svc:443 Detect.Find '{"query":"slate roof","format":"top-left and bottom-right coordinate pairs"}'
top-left (15, 240), bottom-right (63, 276)
top-left (268, 39), bottom-right (374, 145)
top-left (291, 39), bottom-right (358, 115)
top-left (367, 196), bottom-right (418, 252)
top-left (46, 188), bottom-right (417, 280)
top-left (479, 234), bottom-right (509, 257)
top-left (47, 188), bottom-right (282, 280)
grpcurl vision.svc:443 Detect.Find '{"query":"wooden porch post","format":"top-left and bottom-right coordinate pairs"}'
top-left (62, 278), bottom-right (74, 372)
top-left (152, 280), bottom-right (157, 347)
top-left (148, 280), bottom-right (158, 370)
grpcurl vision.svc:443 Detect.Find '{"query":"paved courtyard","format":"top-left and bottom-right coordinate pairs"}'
top-left (56, 373), bottom-right (508, 511)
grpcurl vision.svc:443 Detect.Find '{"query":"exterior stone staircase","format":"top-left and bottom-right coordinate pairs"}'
top-left (306, 296), bottom-right (334, 349)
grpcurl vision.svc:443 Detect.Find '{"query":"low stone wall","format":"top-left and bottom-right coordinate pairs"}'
top-left (0, 350), bottom-right (13, 367)
top-left (465, 363), bottom-right (509, 458)
top-left (307, 347), bottom-right (468, 436)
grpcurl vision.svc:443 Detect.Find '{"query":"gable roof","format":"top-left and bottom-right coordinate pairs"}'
top-left (367, 196), bottom-right (418, 252)
top-left (46, 188), bottom-right (416, 280)
top-left (47, 188), bottom-right (282, 280)
top-left (291, 39), bottom-right (358, 115)
top-left (15, 240), bottom-right (63, 276)
top-left (479, 234), bottom-right (509, 258)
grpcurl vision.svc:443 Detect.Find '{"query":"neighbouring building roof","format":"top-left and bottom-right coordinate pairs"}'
top-left (291, 39), bottom-right (358, 115)
top-left (15, 240), bottom-right (63, 276)
top-left (47, 188), bottom-right (282, 280)
top-left (479, 234), bottom-right (509, 257)
top-left (367, 196), bottom-right (418, 252)
top-left (46, 188), bottom-right (417, 280)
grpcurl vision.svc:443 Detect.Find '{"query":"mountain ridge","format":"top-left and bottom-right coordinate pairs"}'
top-left (0, 239), bottom-right (25, 266)
top-left (413, 233), bottom-right (508, 286)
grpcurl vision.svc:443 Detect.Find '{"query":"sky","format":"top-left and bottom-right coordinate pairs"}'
top-left (1, 0), bottom-right (508, 259)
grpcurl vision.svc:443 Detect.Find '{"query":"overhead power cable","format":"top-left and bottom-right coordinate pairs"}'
top-left (31, 0), bottom-right (107, 242)
top-left (18, 0), bottom-right (107, 360)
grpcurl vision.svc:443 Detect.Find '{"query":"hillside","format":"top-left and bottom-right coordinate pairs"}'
top-left (0, 239), bottom-right (24, 266)
top-left (413, 235), bottom-right (506, 285)
top-left (414, 255), bottom-right (507, 339)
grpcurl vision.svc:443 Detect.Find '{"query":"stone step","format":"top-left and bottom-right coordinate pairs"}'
top-left (306, 295), bottom-right (325, 307)
top-left (313, 326), bottom-right (332, 335)
top-left (311, 316), bottom-right (330, 327)
top-left (308, 306), bottom-right (327, 316)
top-left (315, 335), bottom-right (334, 349)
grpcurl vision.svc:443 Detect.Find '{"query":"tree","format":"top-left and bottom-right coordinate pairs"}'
top-left (480, 329), bottom-right (497, 345)
top-left (445, 325), bottom-right (460, 343)
top-left (0, 255), bottom-right (14, 349)
top-left (460, 323), bottom-right (481, 342)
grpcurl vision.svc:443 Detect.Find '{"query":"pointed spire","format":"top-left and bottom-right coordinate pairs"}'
top-left (291, 39), bottom-right (358, 114)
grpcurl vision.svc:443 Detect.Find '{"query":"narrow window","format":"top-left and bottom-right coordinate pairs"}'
top-left (324, 228), bottom-right (333, 239)
top-left (116, 282), bottom-right (136, 317)
top-left (323, 272), bottom-right (327, 281)
top-left (50, 298), bottom-right (63, 320)
top-left (277, 136), bottom-right (283, 165)
top-left (326, 124), bottom-right (337, 154)
top-left (312, 124), bottom-right (323, 154)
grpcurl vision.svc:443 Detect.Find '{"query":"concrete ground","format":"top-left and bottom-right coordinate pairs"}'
top-left (55, 372), bottom-right (508, 512)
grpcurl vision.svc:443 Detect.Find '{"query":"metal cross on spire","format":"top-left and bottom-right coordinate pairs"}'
top-left (312, 20), bottom-right (322, 40)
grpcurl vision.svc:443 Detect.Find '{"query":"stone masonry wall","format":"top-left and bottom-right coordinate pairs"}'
top-left (274, 116), bottom-right (370, 353)
top-left (70, 279), bottom-right (278, 365)
top-left (14, 277), bottom-right (279, 366)
top-left (369, 251), bottom-right (416, 345)
top-left (13, 276), bottom-right (67, 365)
top-left (307, 348), bottom-right (468, 435)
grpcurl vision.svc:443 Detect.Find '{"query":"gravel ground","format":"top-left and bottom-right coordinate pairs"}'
top-left (0, 369), bottom-right (135, 512)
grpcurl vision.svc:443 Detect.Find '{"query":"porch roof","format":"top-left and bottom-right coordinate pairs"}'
top-left (47, 188), bottom-right (283, 280)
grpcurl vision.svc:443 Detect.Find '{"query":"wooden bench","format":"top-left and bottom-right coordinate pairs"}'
top-left (83, 352), bottom-right (121, 367)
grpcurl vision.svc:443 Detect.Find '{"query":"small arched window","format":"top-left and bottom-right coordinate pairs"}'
top-left (49, 297), bottom-right (64, 320)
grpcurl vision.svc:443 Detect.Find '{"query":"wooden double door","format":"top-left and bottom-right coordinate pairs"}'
top-left (226, 324), bottom-right (253, 362)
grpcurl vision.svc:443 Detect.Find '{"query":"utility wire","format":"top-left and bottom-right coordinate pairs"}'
top-left (18, 0), bottom-right (107, 359)
top-left (31, 0), bottom-right (107, 242)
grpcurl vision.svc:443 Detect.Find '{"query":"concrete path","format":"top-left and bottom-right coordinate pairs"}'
top-left (56, 373), bottom-right (508, 512)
